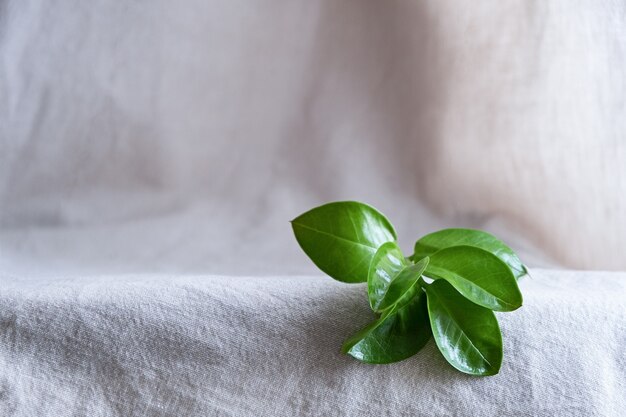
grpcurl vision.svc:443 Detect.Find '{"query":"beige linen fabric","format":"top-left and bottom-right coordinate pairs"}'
top-left (1, 1), bottom-right (625, 271)
top-left (1, 1), bottom-right (626, 416)
top-left (0, 270), bottom-right (624, 417)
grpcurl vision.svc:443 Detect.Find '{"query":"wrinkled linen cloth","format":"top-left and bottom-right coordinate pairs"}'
top-left (0, 270), bottom-right (624, 417)
top-left (2, 0), bottom-right (626, 416)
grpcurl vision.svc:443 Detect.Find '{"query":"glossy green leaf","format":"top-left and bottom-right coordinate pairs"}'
top-left (368, 241), bottom-right (429, 312)
top-left (342, 290), bottom-right (431, 364)
top-left (291, 201), bottom-right (397, 283)
top-left (424, 279), bottom-right (503, 376)
top-left (412, 228), bottom-right (528, 279)
top-left (425, 246), bottom-right (522, 312)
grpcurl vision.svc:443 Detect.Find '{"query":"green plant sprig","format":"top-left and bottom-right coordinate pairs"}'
top-left (291, 201), bottom-right (526, 376)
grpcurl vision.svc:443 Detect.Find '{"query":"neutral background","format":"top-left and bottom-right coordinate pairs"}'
top-left (1, 1), bottom-right (625, 416)
top-left (2, 0), bottom-right (625, 275)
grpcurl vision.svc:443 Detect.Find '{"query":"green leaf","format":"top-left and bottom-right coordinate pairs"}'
top-left (368, 241), bottom-right (429, 312)
top-left (424, 279), bottom-right (503, 376)
top-left (412, 228), bottom-right (527, 280)
top-left (425, 246), bottom-right (523, 312)
top-left (341, 290), bottom-right (431, 364)
top-left (291, 201), bottom-right (397, 283)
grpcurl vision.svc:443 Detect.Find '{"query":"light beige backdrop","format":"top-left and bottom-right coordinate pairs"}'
top-left (1, 0), bottom-right (625, 273)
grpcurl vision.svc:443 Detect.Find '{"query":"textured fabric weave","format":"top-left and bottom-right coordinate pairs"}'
top-left (0, 270), bottom-right (624, 417)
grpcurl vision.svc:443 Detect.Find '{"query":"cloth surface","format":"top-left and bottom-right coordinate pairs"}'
top-left (1, 0), bottom-right (626, 416)
top-left (0, 270), bottom-right (624, 417)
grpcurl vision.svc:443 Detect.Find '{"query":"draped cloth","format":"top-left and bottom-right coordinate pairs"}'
top-left (1, 1), bottom-right (625, 415)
